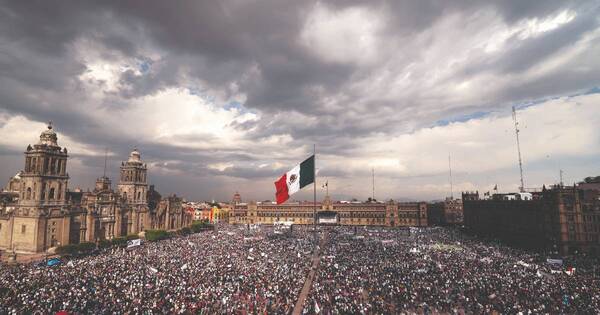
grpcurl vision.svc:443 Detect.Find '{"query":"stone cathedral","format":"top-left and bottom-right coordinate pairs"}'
top-left (0, 123), bottom-right (192, 253)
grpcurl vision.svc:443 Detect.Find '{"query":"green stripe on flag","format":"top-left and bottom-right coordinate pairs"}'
top-left (299, 155), bottom-right (315, 188)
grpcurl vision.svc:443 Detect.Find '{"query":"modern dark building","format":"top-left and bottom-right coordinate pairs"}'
top-left (463, 180), bottom-right (600, 256)
top-left (428, 198), bottom-right (463, 226)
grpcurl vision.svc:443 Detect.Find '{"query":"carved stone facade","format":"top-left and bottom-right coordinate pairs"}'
top-left (152, 195), bottom-right (192, 230)
top-left (0, 124), bottom-right (192, 253)
top-left (78, 176), bottom-right (124, 242)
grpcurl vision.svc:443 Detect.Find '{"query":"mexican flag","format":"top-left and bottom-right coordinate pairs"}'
top-left (274, 155), bottom-right (315, 204)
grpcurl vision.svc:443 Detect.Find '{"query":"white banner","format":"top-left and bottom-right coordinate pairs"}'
top-left (319, 217), bottom-right (337, 224)
top-left (127, 239), bottom-right (142, 248)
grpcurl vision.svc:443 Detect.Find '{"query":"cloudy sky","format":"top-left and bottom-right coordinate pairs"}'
top-left (1, 1), bottom-right (600, 202)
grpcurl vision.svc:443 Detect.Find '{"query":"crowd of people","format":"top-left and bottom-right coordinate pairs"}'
top-left (303, 227), bottom-right (600, 314)
top-left (1, 224), bottom-right (599, 314)
top-left (0, 225), bottom-right (314, 314)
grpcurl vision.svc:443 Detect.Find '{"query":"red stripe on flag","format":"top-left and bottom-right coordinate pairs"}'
top-left (275, 174), bottom-right (289, 204)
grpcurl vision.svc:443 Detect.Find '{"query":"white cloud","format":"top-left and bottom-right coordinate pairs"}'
top-left (300, 3), bottom-right (383, 65)
top-left (0, 114), bottom-right (103, 156)
top-left (315, 93), bottom-right (600, 199)
top-left (208, 162), bottom-right (234, 172)
top-left (518, 9), bottom-right (577, 40)
top-left (70, 85), bottom-right (260, 152)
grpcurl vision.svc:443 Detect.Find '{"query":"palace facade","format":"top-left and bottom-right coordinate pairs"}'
top-left (0, 123), bottom-right (192, 253)
top-left (229, 195), bottom-right (428, 227)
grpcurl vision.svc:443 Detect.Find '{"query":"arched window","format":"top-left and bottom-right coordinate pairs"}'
top-left (57, 183), bottom-right (62, 200)
top-left (33, 182), bottom-right (36, 199)
top-left (137, 191), bottom-right (141, 200)
top-left (26, 187), bottom-right (32, 200)
top-left (123, 192), bottom-right (127, 200)
top-left (49, 187), bottom-right (55, 200)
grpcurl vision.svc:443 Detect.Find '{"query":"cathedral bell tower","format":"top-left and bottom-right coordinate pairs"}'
top-left (118, 148), bottom-right (147, 204)
top-left (118, 148), bottom-right (149, 233)
top-left (15, 122), bottom-right (70, 252)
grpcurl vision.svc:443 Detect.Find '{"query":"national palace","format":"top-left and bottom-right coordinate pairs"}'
top-left (228, 195), bottom-right (428, 227)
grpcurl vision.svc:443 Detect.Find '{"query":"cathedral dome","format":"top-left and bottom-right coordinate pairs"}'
top-left (128, 147), bottom-right (142, 163)
top-left (38, 122), bottom-right (58, 146)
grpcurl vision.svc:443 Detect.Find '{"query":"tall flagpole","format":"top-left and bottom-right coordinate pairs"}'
top-left (313, 144), bottom-right (317, 245)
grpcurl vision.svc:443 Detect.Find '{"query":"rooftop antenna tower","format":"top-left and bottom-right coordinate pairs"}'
top-left (512, 106), bottom-right (525, 192)
top-left (103, 148), bottom-right (108, 178)
top-left (448, 153), bottom-right (454, 199)
top-left (560, 169), bottom-right (564, 187)
top-left (372, 168), bottom-right (375, 201)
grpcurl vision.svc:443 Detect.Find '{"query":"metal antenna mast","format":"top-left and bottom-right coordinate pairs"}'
top-left (103, 148), bottom-right (108, 178)
top-left (448, 154), bottom-right (454, 199)
top-left (313, 144), bottom-right (317, 244)
top-left (512, 106), bottom-right (525, 192)
top-left (372, 168), bottom-right (375, 201)
top-left (560, 169), bottom-right (564, 187)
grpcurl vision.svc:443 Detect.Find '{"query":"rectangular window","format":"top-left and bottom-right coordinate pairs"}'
top-left (21, 225), bottom-right (26, 234)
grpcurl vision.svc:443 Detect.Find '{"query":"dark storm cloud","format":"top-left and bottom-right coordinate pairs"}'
top-left (0, 0), bottom-right (599, 200)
